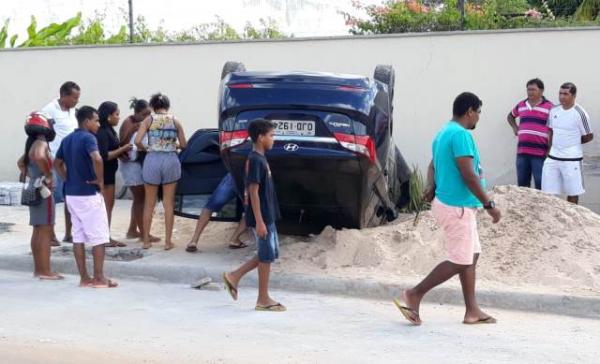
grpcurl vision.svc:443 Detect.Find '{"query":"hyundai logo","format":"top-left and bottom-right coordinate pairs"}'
top-left (284, 143), bottom-right (299, 152)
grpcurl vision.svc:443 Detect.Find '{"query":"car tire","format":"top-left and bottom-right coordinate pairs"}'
top-left (374, 64), bottom-right (395, 108)
top-left (385, 207), bottom-right (398, 222)
top-left (396, 180), bottom-right (410, 209)
top-left (221, 61), bottom-right (246, 80)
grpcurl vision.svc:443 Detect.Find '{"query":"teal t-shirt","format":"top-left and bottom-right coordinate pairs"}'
top-left (433, 121), bottom-right (485, 208)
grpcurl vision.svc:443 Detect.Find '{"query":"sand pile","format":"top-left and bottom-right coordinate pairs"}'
top-left (281, 186), bottom-right (600, 290)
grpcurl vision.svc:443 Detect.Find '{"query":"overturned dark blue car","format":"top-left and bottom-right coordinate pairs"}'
top-left (175, 62), bottom-right (411, 235)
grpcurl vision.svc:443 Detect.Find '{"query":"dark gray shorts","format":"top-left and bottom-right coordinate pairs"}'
top-left (142, 152), bottom-right (181, 185)
top-left (120, 160), bottom-right (144, 187)
top-left (29, 196), bottom-right (55, 226)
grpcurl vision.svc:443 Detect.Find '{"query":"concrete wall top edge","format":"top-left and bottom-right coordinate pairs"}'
top-left (1, 26), bottom-right (599, 53)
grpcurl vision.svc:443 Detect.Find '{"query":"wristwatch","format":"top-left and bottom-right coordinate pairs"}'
top-left (483, 200), bottom-right (496, 210)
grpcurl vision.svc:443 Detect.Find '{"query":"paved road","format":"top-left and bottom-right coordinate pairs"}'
top-left (0, 270), bottom-right (598, 363)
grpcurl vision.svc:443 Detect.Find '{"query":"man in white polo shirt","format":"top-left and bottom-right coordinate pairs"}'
top-left (542, 82), bottom-right (594, 204)
top-left (41, 81), bottom-right (81, 243)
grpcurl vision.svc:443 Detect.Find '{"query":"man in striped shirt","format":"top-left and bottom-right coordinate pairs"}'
top-left (507, 78), bottom-right (553, 189)
top-left (542, 82), bottom-right (594, 205)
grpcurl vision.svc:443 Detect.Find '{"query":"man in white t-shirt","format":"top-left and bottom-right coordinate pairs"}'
top-left (542, 82), bottom-right (594, 204)
top-left (40, 81), bottom-right (81, 243)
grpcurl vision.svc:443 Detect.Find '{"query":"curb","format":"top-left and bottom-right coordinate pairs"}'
top-left (1, 253), bottom-right (598, 319)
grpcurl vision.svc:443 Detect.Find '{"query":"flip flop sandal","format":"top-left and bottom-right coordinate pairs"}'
top-left (186, 243), bottom-right (198, 253)
top-left (62, 236), bottom-right (73, 243)
top-left (393, 298), bottom-right (421, 326)
top-left (255, 303), bottom-right (286, 312)
top-left (228, 242), bottom-right (249, 249)
top-left (191, 277), bottom-right (212, 289)
top-left (222, 273), bottom-right (238, 301)
top-left (463, 316), bottom-right (497, 325)
top-left (106, 241), bottom-right (127, 248)
top-left (38, 274), bottom-right (64, 280)
top-left (50, 239), bottom-right (61, 247)
top-left (92, 279), bottom-right (119, 288)
top-left (149, 236), bottom-right (161, 243)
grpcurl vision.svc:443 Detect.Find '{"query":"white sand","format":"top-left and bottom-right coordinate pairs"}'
top-left (279, 186), bottom-right (600, 291)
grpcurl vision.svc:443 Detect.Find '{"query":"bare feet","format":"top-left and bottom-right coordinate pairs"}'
top-left (142, 242), bottom-right (152, 249)
top-left (149, 235), bottom-right (161, 243)
top-left (50, 238), bottom-right (61, 247)
top-left (62, 235), bottom-right (73, 243)
top-left (164, 242), bottom-right (175, 251)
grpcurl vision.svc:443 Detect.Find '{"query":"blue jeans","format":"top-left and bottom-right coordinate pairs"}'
top-left (52, 169), bottom-right (65, 204)
top-left (253, 223), bottom-right (279, 263)
top-left (516, 154), bottom-right (545, 190)
top-left (204, 173), bottom-right (238, 212)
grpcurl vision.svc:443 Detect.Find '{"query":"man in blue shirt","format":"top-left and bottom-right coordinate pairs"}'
top-left (394, 92), bottom-right (501, 325)
top-left (55, 106), bottom-right (117, 288)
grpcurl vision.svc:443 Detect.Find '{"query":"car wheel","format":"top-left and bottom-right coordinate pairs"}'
top-left (221, 61), bottom-right (246, 80)
top-left (396, 180), bottom-right (410, 209)
top-left (374, 64), bottom-right (395, 112)
top-left (385, 207), bottom-right (398, 222)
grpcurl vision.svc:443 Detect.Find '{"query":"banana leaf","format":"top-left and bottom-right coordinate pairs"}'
top-left (26, 16), bottom-right (37, 40)
top-left (20, 13), bottom-right (81, 47)
top-left (0, 19), bottom-right (9, 48)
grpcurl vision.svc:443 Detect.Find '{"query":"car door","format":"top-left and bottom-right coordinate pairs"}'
top-left (175, 128), bottom-right (242, 221)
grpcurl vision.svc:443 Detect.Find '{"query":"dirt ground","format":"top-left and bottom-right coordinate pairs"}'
top-left (1, 269), bottom-right (598, 364)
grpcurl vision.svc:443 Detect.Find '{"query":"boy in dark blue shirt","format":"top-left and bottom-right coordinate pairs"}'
top-left (223, 119), bottom-right (285, 311)
top-left (54, 106), bottom-right (117, 288)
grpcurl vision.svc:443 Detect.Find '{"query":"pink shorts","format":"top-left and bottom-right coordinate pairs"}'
top-left (431, 198), bottom-right (481, 265)
top-left (66, 193), bottom-right (109, 247)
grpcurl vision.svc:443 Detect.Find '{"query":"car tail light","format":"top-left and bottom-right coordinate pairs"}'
top-left (228, 83), bottom-right (254, 89)
top-left (220, 130), bottom-right (249, 150)
top-left (333, 133), bottom-right (376, 163)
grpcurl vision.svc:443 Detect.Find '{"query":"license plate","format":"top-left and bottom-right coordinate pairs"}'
top-left (271, 120), bottom-right (315, 136)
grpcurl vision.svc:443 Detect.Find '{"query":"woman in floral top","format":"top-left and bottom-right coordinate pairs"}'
top-left (135, 93), bottom-right (187, 250)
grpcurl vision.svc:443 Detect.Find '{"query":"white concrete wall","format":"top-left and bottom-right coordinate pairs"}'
top-left (1, 28), bottom-right (599, 187)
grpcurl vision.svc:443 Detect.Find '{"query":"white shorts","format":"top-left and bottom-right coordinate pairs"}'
top-left (66, 193), bottom-right (109, 246)
top-left (541, 158), bottom-right (585, 196)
